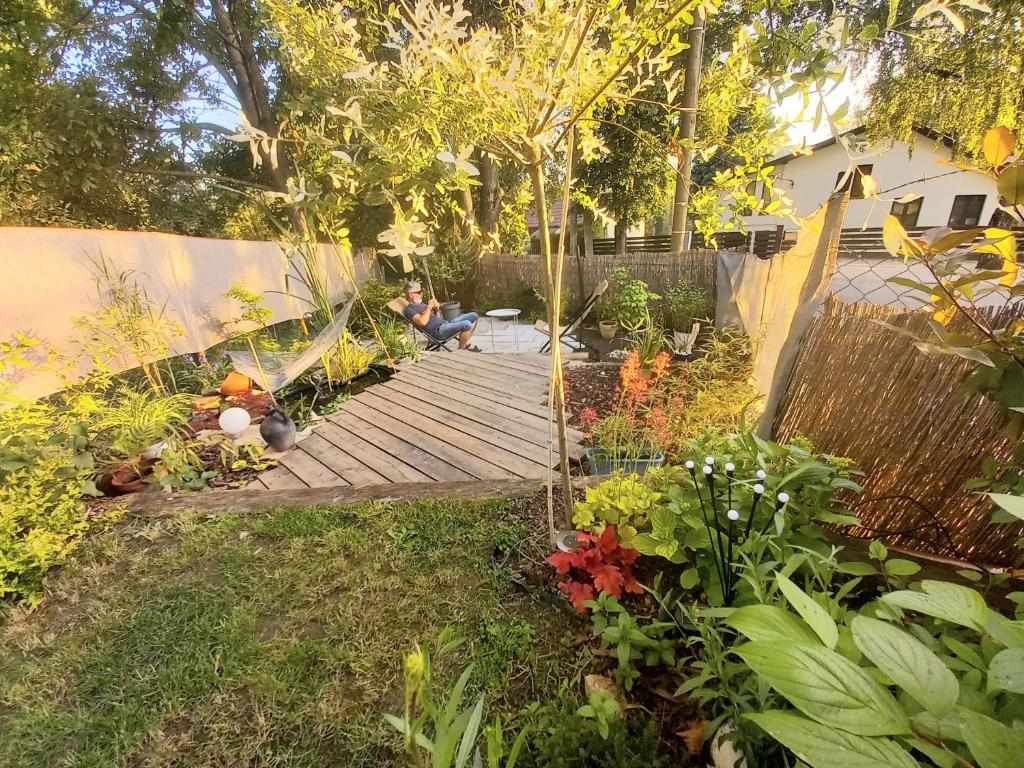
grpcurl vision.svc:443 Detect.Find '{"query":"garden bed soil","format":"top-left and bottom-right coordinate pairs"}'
top-left (564, 361), bottom-right (620, 426)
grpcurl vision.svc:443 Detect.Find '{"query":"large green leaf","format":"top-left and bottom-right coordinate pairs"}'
top-left (851, 616), bottom-right (958, 717)
top-left (726, 604), bottom-right (819, 645)
top-left (989, 493), bottom-right (1024, 523)
top-left (960, 707), bottom-right (1024, 768)
top-left (881, 580), bottom-right (987, 631)
top-left (735, 641), bottom-right (910, 736)
top-left (776, 573), bottom-right (839, 648)
top-left (744, 711), bottom-right (918, 768)
top-left (988, 648), bottom-right (1024, 694)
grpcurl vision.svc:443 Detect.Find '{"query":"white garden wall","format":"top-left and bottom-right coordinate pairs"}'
top-left (0, 227), bottom-right (374, 399)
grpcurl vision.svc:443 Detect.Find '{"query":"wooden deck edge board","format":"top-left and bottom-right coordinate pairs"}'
top-left (125, 476), bottom-right (602, 517)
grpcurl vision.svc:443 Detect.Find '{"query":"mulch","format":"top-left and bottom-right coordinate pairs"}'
top-left (564, 361), bottom-right (620, 426)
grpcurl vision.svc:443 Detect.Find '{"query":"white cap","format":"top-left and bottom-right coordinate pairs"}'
top-left (702, 465), bottom-right (713, 475)
top-left (705, 456), bottom-right (715, 465)
top-left (778, 492), bottom-right (790, 504)
top-left (727, 509), bottom-right (740, 521)
top-left (725, 462), bottom-right (735, 472)
top-left (753, 483), bottom-right (764, 495)
top-left (685, 460), bottom-right (695, 469)
top-left (756, 469), bottom-right (767, 480)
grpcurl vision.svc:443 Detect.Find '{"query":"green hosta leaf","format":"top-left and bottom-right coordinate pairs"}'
top-left (989, 493), bottom-right (1024, 523)
top-left (735, 641), bottom-right (910, 736)
top-left (883, 559), bottom-right (922, 577)
top-left (744, 711), bottom-right (918, 768)
top-left (988, 648), bottom-right (1024, 693)
top-left (851, 616), bottom-right (958, 717)
top-left (881, 580), bottom-right (987, 631)
top-left (960, 707), bottom-right (1024, 768)
top-left (776, 573), bottom-right (839, 649)
top-left (726, 604), bottom-right (819, 645)
top-left (836, 561), bottom-right (878, 576)
top-left (985, 611), bottom-right (1024, 648)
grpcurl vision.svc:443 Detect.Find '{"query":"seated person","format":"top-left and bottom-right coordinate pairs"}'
top-left (403, 281), bottom-right (482, 351)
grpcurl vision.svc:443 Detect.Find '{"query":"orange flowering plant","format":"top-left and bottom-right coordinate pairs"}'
top-left (587, 349), bottom-right (675, 462)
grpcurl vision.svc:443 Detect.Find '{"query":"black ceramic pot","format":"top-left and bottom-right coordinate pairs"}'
top-left (260, 407), bottom-right (297, 452)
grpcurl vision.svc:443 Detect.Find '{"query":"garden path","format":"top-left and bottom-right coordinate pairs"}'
top-left (250, 352), bottom-right (584, 490)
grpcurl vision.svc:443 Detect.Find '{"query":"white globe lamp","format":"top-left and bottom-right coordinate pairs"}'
top-left (218, 407), bottom-right (252, 439)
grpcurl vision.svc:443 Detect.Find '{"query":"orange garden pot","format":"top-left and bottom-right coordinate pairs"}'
top-left (219, 371), bottom-right (253, 396)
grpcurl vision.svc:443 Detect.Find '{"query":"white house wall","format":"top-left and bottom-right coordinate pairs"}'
top-left (738, 133), bottom-right (999, 232)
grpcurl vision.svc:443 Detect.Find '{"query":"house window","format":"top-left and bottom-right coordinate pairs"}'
top-left (835, 164), bottom-right (874, 199)
top-left (890, 197), bottom-right (922, 228)
top-left (948, 195), bottom-right (986, 227)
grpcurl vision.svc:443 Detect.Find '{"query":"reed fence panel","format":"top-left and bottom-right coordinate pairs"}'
top-left (774, 296), bottom-right (1024, 567)
top-left (474, 250), bottom-right (719, 307)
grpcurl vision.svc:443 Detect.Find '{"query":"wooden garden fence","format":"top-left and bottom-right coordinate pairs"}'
top-left (474, 250), bottom-right (719, 306)
top-left (774, 296), bottom-right (1024, 567)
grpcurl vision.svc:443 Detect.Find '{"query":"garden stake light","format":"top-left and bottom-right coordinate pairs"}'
top-left (704, 461), bottom-right (731, 602)
top-left (687, 460), bottom-right (728, 597)
top-left (758, 492), bottom-right (791, 538)
top-left (743, 482), bottom-right (765, 541)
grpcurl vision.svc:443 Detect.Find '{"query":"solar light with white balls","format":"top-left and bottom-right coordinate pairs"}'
top-left (684, 455), bottom-right (792, 605)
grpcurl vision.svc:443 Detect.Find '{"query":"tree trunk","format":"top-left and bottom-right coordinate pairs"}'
top-left (614, 221), bottom-right (627, 255)
top-left (583, 208), bottom-right (595, 257)
top-left (209, 0), bottom-right (308, 235)
top-left (526, 157), bottom-right (575, 539)
top-left (476, 151), bottom-right (501, 239)
top-left (669, 16), bottom-right (706, 252)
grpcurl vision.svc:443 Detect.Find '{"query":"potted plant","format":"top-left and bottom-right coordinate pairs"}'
top-left (94, 388), bottom-right (193, 496)
top-left (584, 411), bottom-right (665, 475)
top-left (599, 319), bottom-right (618, 340)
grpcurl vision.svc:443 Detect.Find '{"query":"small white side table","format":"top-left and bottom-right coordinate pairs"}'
top-left (485, 308), bottom-right (521, 352)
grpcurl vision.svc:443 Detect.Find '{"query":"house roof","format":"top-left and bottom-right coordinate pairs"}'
top-left (770, 125), bottom-right (955, 166)
top-left (526, 200), bottom-right (571, 230)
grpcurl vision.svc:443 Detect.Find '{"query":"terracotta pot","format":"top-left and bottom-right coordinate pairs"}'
top-left (219, 371), bottom-right (253, 396)
top-left (599, 320), bottom-right (617, 340)
top-left (99, 457), bottom-right (159, 496)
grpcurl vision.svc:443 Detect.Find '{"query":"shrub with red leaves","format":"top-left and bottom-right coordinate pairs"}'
top-left (546, 526), bottom-right (643, 613)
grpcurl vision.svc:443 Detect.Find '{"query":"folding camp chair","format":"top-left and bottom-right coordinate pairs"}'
top-left (387, 297), bottom-right (459, 352)
top-left (535, 279), bottom-right (609, 353)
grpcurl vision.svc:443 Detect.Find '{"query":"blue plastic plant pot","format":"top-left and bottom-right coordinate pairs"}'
top-left (585, 448), bottom-right (665, 476)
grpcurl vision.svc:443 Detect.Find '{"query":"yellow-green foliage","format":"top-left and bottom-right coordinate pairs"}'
top-left (572, 475), bottom-right (663, 548)
top-left (0, 396), bottom-right (123, 606)
top-left (329, 332), bottom-right (376, 383)
top-left (0, 337), bottom-right (118, 605)
top-left (1, 452), bottom-right (91, 605)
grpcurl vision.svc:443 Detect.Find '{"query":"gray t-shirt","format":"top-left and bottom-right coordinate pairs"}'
top-left (404, 301), bottom-right (445, 337)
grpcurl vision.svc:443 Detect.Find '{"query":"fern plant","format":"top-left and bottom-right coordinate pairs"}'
top-left (93, 388), bottom-right (193, 461)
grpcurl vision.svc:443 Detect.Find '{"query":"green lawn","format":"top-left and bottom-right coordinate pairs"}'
top-left (0, 498), bottom-right (581, 767)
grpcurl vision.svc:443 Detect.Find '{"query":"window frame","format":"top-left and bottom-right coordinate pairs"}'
top-left (835, 164), bottom-right (874, 199)
top-left (948, 194), bottom-right (986, 227)
top-left (890, 197), bottom-right (923, 229)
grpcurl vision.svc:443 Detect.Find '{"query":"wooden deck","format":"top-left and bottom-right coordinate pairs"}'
top-left (250, 352), bottom-right (584, 490)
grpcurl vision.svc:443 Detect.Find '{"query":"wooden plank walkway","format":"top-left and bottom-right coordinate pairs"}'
top-left (250, 352), bottom-right (584, 490)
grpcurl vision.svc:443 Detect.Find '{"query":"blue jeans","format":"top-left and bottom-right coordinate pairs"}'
top-left (435, 311), bottom-right (479, 340)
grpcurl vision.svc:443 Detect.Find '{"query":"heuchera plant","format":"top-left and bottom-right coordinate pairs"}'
top-left (547, 526), bottom-right (643, 613)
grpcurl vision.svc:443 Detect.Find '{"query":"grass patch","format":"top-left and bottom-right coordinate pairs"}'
top-left (0, 498), bottom-right (580, 767)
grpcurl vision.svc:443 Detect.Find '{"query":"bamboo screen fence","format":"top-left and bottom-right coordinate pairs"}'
top-left (473, 250), bottom-right (719, 305)
top-left (774, 296), bottom-right (1024, 567)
